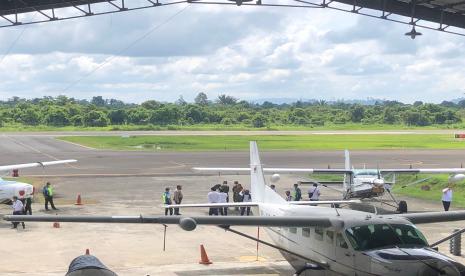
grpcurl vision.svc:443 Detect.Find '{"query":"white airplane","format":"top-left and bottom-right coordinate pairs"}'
top-left (0, 159), bottom-right (77, 204)
top-left (193, 149), bottom-right (465, 213)
top-left (6, 142), bottom-right (465, 275)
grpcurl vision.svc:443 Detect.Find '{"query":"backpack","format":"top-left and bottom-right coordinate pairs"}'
top-left (42, 186), bottom-right (48, 197)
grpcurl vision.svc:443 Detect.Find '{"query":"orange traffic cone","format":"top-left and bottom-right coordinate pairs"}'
top-left (198, 244), bottom-right (212, 265)
top-left (75, 194), bottom-right (83, 205)
top-left (85, 249), bottom-right (90, 255)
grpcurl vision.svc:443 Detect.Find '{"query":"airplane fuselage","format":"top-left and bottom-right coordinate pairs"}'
top-left (0, 179), bottom-right (34, 204)
top-left (257, 203), bottom-right (465, 276)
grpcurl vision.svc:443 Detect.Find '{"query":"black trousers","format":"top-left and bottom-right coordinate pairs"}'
top-left (174, 200), bottom-right (182, 215)
top-left (24, 199), bottom-right (32, 215)
top-left (209, 207), bottom-right (218, 216)
top-left (12, 211), bottom-right (25, 228)
top-left (442, 201), bottom-right (451, 211)
top-left (45, 196), bottom-right (57, 210)
top-left (165, 207), bottom-right (173, 216)
top-left (240, 207), bottom-right (251, 216)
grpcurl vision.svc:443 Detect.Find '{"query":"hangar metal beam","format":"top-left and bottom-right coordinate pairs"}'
top-left (0, 0), bottom-right (463, 37)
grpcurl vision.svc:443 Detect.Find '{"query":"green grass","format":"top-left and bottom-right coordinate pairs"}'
top-left (309, 173), bottom-right (465, 208)
top-left (59, 134), bottom-right (465, 151)
top-left (393, 175), bottom-right (465, 208)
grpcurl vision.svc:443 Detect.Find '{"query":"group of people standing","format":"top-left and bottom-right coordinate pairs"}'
top-left (10, 182), bottom-right (57, 229)
top-left (285, 183), bottom-right (321, 201)
top-left (162, 185), bottom-right (183, 216)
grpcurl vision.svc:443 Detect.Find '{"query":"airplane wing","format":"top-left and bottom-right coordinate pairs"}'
top-left (3, 215), bottom-right (333, 230)
top-left (289, 200), bottom-right (361, 205)
top-left (193, 167), bottom-right (352, 174)
top-left (393, 210), bottom-right (465, 224)
top-left (163, 199), bottom-right (361, 208)
top-left (163, 202), bottom-right (259, 208)
top-left (0, 159), bottom-right (77, 171)
top-left (380, 168), bottom-right (465, 174)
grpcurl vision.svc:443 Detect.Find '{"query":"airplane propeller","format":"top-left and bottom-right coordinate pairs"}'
top-left (401, 176), bottom-right (432, 188)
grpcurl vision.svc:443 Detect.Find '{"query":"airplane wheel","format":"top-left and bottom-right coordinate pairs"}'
top-left (398, 201), bottom-right (408, 213)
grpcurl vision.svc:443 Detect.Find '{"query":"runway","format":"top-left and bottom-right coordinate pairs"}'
top-left (2, 134), bottom-right (465, 177)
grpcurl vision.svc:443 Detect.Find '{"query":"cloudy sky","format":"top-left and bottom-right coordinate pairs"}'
top-left (0, 1), bottom-right (464, 104)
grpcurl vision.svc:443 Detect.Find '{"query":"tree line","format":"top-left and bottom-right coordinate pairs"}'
top-left (0, 94), bottom-right (464, 128)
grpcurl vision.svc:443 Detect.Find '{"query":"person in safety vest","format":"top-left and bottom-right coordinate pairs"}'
top-left (42, 182), bottom-right (58, 211)
top-left (162, 187), bottom-right (173, 216)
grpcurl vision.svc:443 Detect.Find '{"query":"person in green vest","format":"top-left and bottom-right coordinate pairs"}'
top-left (42, 182), bottom-right (58, 211)
top-left (293, 183), bottom-right (302, 201)
top-left (162, 187), bottom-right (173, 216)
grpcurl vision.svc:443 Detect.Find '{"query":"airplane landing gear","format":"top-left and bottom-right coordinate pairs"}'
top-left (398, 200), bottom-right (408, 213)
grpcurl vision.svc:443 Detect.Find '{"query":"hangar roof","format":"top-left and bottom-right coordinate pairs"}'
top-left (0, 0), bottom-right (464, 34)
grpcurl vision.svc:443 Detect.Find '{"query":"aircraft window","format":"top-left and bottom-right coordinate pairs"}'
top-left (326, 230), bottom-right (334, 244)
top-left (290, 227), bottom-right (297, 234)
top-left (336, 233), bottom-right (348, 249)
top-left (315, 227), bottom-right (324, 241)
top-left (345, 224), bottom-right (428, 251)
top-left (302, 228), bottom-right (310, 238)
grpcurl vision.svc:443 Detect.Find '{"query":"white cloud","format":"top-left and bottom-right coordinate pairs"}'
top-left (0, 5), bottom-right (463, 103)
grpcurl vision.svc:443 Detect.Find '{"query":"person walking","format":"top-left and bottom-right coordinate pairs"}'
top-left (293, 183), bottom-right (302, 201)
top-left (43, 182), bottom-right (57, 211)
top-left (285, 190), bottom-right (292, 201)
top-left (162, 187), bottom-right (173, 216)
top-left (442, 185), bottom-right (453, 211)
top-left (207, 187), bottom-right (220, 216)
top-left (309, 184), bottom-right (321, 201)
top-left (11, 196), bottom-right (25, 229)
top-left (241, 190), bottom-right (252, 216)
top-left (173, 185), bottom-right (183, 215)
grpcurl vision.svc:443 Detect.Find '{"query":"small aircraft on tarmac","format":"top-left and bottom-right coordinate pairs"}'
top-left (6, 142), bottom-right (465, 275)
top-left (193, 149), bottom-right (465, 213)
top-left (0, 159), bottom-right (77, 204)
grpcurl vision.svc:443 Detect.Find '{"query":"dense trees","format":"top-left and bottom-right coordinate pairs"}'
top-left (0, 93), bottom-right (463, 128)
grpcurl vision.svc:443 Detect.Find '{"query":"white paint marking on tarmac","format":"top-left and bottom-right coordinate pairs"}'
top-left (55, 138), bottom-right (96, 150)
top-left (4, 136), bottom-right (79, 169)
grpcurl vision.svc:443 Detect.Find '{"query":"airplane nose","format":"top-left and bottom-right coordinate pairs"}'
top-left (368, 248), bottom-right (464, 276)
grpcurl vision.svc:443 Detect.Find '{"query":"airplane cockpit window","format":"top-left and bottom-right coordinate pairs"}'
top-left (345, 224), bottom-right (428, 251)
top-left (353, 170), bottom-right (378, 177)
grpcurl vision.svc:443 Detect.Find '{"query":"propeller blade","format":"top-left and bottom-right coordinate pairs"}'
top-left (401, 177), bottom-right (432, 188)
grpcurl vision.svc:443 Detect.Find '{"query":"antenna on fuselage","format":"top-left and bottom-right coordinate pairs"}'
top-left (332, 204), bottom-right (341, 216)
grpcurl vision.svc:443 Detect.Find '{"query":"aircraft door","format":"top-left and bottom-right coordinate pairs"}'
top-left (334, 232), bottom-right (356, 276)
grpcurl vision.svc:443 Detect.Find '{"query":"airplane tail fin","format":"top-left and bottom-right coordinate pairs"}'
top-left (250, 141), bottom-right (265, 203)
top-left (344, 149), bottom-right (351, 170)
top-left (250, 141), bottom-right (285, 204)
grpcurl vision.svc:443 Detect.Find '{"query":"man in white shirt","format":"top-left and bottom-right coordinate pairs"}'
top-left (442, 185), bottom-right (453, 211)
top-left (218, 191), bottom-right (228, 216)
top-left (11, 196), bottom-right (25, 229)
top-left (207, 187), bottom-right (220, 216)
top-left (309, 184), bottom-right (321, 201)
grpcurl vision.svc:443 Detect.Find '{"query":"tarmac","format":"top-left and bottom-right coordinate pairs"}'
top-left (0, 134), bottom-right (464, 275)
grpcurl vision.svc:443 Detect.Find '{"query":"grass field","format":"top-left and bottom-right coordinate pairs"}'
top-left (310, 174), bottom-right (465, 208)
top-left (393, 175), bottom-right (465, 208)
top-left (60, 134), bottom-right (465, 151)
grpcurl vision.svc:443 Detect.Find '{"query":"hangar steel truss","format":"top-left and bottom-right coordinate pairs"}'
top-left (0, 0), bottom-right (464, 37)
